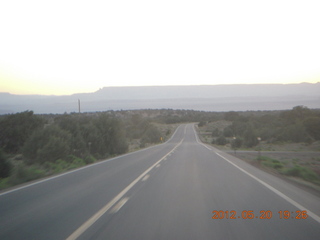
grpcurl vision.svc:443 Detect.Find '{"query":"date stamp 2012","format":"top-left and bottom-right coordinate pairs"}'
top-left (212, 210), bottom-right (308, 220)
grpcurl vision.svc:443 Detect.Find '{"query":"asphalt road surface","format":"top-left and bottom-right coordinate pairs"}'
top-left (1, 124), bottom-right (320, 240)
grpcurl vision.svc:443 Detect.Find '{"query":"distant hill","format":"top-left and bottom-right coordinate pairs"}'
top-left (1, 83), bottom-right (320, 114)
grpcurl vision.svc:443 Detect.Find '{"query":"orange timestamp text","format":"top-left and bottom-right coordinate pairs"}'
top-left (212, 210), bottom-right (308, 220)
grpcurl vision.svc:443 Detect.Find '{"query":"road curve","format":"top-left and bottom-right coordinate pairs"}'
top-left (0, 124), bottom-right (320, 240)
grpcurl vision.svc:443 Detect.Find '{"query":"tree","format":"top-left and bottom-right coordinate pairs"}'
top-left (280, 106), bottom-right (312, 124)
top-left (304, 117), bottom-right (320, 140)
top-left (198, 121), bottom-right (206, 127)
top-left (37, 136), bottom-right (71, 163)
top-left (223, 127), bottom-right (233, 137)
top-left (0, 111), bottom-right (44, 153)
top-left (23, 125), bottom-right (71, 164)
top-left (141, 125), bottom-right (162, 144)
top-left (94, 114), bottom-right (128, 156)
top-left (243, 125), bottom-right (258, 148)
top-left (0, 149), bottom-right (12, 178)
top-left (216, 136), bottom-right (227, 145)
top-left (211, 128), bottom-right (221, 137)
top-left (280, 123), bottom-right (308, 142)
top-left (231, 138), bottom-right (242, 149)
top-left (224, 111), bottom-right (239, 121)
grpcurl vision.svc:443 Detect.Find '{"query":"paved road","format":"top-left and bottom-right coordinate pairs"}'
top-left (1, 124), bottom-right (320, 239)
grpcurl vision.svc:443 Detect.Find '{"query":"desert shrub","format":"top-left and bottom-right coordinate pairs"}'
top-left (0, 149), bottom-right (12, 178)
top-left (211, 128), bottom-right (221, 137)
top-left (198, 121), bottom-right (206, 127)
top-left (223, 127), bottom-right (233, 137)
top-left (282, 165), bottom-right (319, 182)
top-left (84, 155), bottom-right (97, 164)
top-left (23, 125), bottom-right (71, 164)
top-left (8, 162), bottom-right (45, 185)
top-left (258, 156), bottom-right (284, 170)
top-left (216, 136), bottom-right (227, 145)
top-left (243, 125), bottom-right (258, 148)
top-left (304, 117), bottom-right (320, 140)
top-left (68, 157), bottom-right (86, 170)
top-left (0, 178), bottom-right (10, 190)
top-left (142, 125), bottom-right (162, 144)
top-left (231, 138), bottom-right (242, 149)
top-left (44, 159), bottom-right (68, 174)
top-left (0, 111), bottom-right (45, 153)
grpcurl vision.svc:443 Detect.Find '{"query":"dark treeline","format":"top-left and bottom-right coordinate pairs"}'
top-left (210, 106), bottom-right (320, 148)
top-left (1, 107), bottom-right (319, 187)
top-left (0, 109), bottom-right (213, 184)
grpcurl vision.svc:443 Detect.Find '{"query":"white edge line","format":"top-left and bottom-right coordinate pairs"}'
top-left (0, 125), bottom-right (183, 197)
top-left (192, 124), bottom-right (211, 150)
top-left (215, 152), bottom-right (320, 224)
top-left (192, 124), bottom-right (320, 224)
top-left (66, 138), bottom-right (184, 240)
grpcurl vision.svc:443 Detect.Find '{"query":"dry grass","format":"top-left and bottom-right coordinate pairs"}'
top-left (197, 122), bottom-right (320, 191)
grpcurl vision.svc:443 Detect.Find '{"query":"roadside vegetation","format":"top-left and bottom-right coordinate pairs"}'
top-left (1, 106), bottom-right (320, 190)
top-left (197, 106), bottom-right (320, 187)
top-left (0, 109), bottom-right (196, 190)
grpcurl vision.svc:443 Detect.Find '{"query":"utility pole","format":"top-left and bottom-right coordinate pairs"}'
top-left (78, 99), bottom-right (81, 113)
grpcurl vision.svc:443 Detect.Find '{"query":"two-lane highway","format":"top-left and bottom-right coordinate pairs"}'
top-left (1, 124), bottom-right (320, 239)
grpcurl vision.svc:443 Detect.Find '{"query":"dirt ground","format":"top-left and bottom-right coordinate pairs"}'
top-left (229, 151), bottom-right (320, 174)
top-left (197, 123), bottom-right (320, 193)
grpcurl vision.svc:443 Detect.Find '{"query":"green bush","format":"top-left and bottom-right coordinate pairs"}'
top-left (231, 138), bottom-right (242, 149)
top-left (223, 127), bottom-right (233, 137)
top-left (8, 162), bottom-right (45, 185)
top-left (0, 149), bottom-right (12, 178)
top-left (141, 125), bottom-right (162, 144)
top-left (84, 155), bottom-right (97, 164)
top-left (198, 121), bottom-right (206, 127)
top-left (44, 159), bottom-right (67, 174)
top-left (37, 136), bottom-right (71, 163)
top-left (0, 178), bottom-right (10, 190)
top-left (0, 111), bottom-right (45, 153)
top-left (44, 156), bottom-right (87, 174)
top-left (304, 117), bottom-right (320, 140)
top-left (258, 156), bottom-right (284, 170)
top-left (23, 125), bottom-right (71, 164)
top-left (216, 136), bottom-right (227, 145)
top-left (68, 157), bottom-right (86, 170)
top-left (243, 125), bottom-right (258, 147)
top-left (282, 165), bottom-right (319, 182)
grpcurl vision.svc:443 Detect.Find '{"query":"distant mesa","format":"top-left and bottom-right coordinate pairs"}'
top-left (0, 83), bottom-right (319, 114)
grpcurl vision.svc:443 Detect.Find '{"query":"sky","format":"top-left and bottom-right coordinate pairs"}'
top-left (0, 0), bottom-right (319, 95)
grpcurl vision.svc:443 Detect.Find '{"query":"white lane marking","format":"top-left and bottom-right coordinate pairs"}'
top-left (0, 126), bottom-right (184, 197)
top-left (156, 164), bottom-right (160, 168)
top-left (192, 125), bottom-right (212, 150)
top-left (110, 197), bottom-right (129, 214)
top-left (215, 152), bottom-right (320, 224)
top-left (142, 174), bottom-right (150, 181)
top-left (66, 138), bottom-right (184, 240)
top-left (191, 123), bottom-right (320, 225)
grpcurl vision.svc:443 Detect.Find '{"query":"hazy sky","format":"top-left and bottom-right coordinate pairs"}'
top-left (1, 0), bottom-right (319, 95)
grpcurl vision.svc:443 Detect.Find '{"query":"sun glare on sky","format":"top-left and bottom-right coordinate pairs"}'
top-left (0, 0), bottom-right (319, 95)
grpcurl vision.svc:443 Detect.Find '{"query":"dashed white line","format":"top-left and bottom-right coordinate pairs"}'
top-left (110, 197), bottom-right (129, 213)
top-left (142, 174), bottom-right (150, 181)
top-left (0, 125), bottom-right (183, 197)
top-left (66, 138), bottom-right (183, 240)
